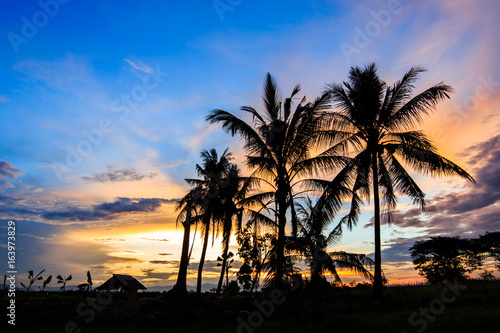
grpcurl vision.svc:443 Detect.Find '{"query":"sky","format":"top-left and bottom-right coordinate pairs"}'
top-left (1, 0), bottom-right (499, 290)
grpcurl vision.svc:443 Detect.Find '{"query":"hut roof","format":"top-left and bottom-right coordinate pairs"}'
top-left (95, 274), bottom-right (147, 291)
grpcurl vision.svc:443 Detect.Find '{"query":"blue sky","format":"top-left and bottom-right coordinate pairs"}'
top-left (1, 0), bottom-right (500, 289)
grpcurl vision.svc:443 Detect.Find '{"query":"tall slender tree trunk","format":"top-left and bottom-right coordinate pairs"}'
top-left (173, 204), bottom-right (191, 293)
top-left (216, 234), bottom-right (230, 295)
top-left (372, 151), bottom-right (384, 299)
top-left (311, 257), bottom-right (322, 288)
top-left (197, 220), bottom-right (210, 294)
top-left (275, 188), bottom-right (287, 289)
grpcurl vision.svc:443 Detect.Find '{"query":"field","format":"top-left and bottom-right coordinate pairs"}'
top-left (3, 280), bottom-right (500, 333)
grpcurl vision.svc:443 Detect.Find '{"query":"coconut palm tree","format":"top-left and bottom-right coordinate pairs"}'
top-left (295, 197), bottom-right (374, 288)
top-left (323, 63), bottom-right (475, 298)
top-left (215, 164), bottom-right (255, 295)
top-left (172, 189), bottom-right (197, 294)
top-left (185, 148), bottom-right (232, 294)
top-left (207, 73), bottom-right (345, 287)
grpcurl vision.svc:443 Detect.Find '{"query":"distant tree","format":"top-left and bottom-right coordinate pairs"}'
top-left (478, 231), bottom-right (500, 271)
top-left (410, 236), bottom-right (482, 284)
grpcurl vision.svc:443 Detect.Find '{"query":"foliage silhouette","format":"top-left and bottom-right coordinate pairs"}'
top-left (20, 269), bottom-right (45, 292)
top-left (410, 236), bottom-right (483, 284)
top-left (293, 197), bottom-right (374, 288)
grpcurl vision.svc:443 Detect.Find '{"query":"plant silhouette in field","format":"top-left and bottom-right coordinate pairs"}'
top-left (323, 63), bottom-right (475, 297)
top-left (57, 274), bottom-right (72, 295)
top-left (20, 269), bottom-right (45, 292)
top-left (77, 271), bottom-right (93, 295)
top-left (294, 197), bottom-right (374, 288)
top-left (208, 73), bottom-right (346, 287)
top-left (39, 275), bottom-right (52, 292)
top-left (410, 236), bottom-right (484, 284)
top-left (479, 231), bottom-right (500, 271)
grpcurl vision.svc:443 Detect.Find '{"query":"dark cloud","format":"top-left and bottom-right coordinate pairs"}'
top-left (80, 165), bottom-right (157, 183)
top-left (140, 268), bottom-right (176, 280)
top-left (158, 253), bottom-right (173, 256)
top-left (149, 260), bottom-right (177, 265)
top-left (189, 260), bottom-right (222, 274)
top-left (94, 197), bottom-right (177, 213)
top-left (106, 256), bottom-right (144, 264)
top-left (0, 160), bottom-right (23, 188)
top-left (42, 209), bottom-right (109, 221)
top-left (0, 195), bottom-right (23, 204)
top-left (1, 194), bottom-right (177, 223)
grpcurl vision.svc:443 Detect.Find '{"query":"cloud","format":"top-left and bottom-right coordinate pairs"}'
top-left (0, 195), bottom-right (23, 205)
top-left (0, 160), bottom-right (23, 188)
top-left (140, 268), bottom-right (177, 280)
top-left (80, 165), bottom-right (157, 183)
top-left (41, 209), bottom-right (110, 222)
top-left (158, 253), bottom-right (173, 256)
top-left (95, 238), bottom-right (126, 243)
top-left (124, 58), bottom-right (153, 74)
top-left (94, 197), bottom-right (176, 213)
top-left (189, 260), bottom-right (222, 274)
top-left (149, 260), bottom-right (177, 265)
top-left (141, 237), bottom-right (169, 242)
top-left (155, 160), bottom-right (190, 169)
top-left (38, 162), bottom-right (70, 180)
top-left (0, 194), bottom-right (177, 223)
top-left (0, 95), bottom-right (8, 103)
top-left (106, 256), bottom-right (144, 264)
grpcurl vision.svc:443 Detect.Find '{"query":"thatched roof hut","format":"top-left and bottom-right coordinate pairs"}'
top-left (95, 274), bottom-right (147, 293)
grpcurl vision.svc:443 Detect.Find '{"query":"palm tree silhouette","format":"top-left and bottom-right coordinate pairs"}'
top-left (214, 164), bottom-right (260, 295)
top-left (172, 189), bottom-right (196, 294)
top-left (295, 197), bottom-right (374, 288)
top-left (323, 63), bottom-right (475, 298)
top-left (208, 73), bottom-right (344, 288)
top-left (185, 148), bottom-right (232, 294)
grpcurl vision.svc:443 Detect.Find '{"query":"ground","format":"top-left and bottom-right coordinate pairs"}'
top-left (3, 280), bottom-right (500, 333)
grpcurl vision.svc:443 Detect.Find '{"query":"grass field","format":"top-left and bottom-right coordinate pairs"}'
top-left (3, 280), bottom-right (500, 333)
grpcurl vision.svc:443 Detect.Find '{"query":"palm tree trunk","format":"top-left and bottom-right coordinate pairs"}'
top-left (275, 189), bottom-right (287, 289)
top-left (311, 258), bottom-right (322, 287)
top-left (174, 205), bottom-right (191, 293)
top-left (197, 221), bottom-right (210, 294)
top-left (372, 151), bottom-right (384, 299)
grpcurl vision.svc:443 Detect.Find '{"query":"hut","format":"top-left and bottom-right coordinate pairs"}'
top-left (95, 274), bottom-right (147, 296)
